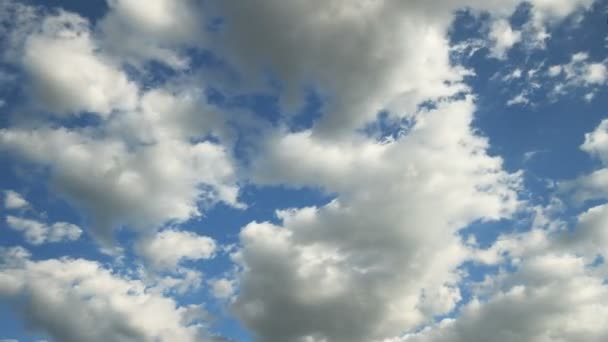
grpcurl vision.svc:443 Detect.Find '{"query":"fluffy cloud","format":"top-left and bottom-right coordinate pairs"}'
top-left (210, 278), bottom-right (235, 299)
top-left (21, 12), bottom-right (137, 115)
top-left (581, 118), bottom-right (608, 162)
top-left (0, 5), bottom-right (242, 246)
top-left (218, 4), bottom-right (597, 338)
top-left (213, 1), bottom-right (465, 137)
top-left (548, 53), bottom-right (608, 97)
top-left (561, 119), bottom-right (608, 203)
top-left (3, 190), bottom-right (28, 210)
top-left (210, 0), bottom-right (592, 137)
top-left (99, 0), bottom-right (204, 69)
top-left (488, 19), bottom-right (521, 59)
top-left (136, 229), bottom-right (217, 270)
top-left (233, 97), bottom-right (521, 342)
top-left (0, 1), bottom-right (603, 341)
top-left (400, 254), bottom-right (608, 342)
top-left (398, 202), bottom-right (608, 342)
top-left (0, 247), bottom-right (211, 342)
top-left (5, 216), bottom-right (81, 245)
top-left (0, 126), bottom-right (239, 244)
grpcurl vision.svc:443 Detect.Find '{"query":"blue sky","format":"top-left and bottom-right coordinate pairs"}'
top-left (0, 1), bottom-right (607, 341)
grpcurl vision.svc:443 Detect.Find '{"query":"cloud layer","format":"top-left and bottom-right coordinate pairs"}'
top-left (0, 0), bottom-right (605, 341)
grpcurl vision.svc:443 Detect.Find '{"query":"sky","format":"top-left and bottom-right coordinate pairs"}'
top-left (0, 0), bottom-right (607, 341)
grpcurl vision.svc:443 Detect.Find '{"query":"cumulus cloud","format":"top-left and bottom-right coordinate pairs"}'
top-left (496, 51), bottom-right (607, 106)
top-left (233, 97), bottom-right (521, 342)
top-left (0, 4), bottom-right (243, 247)
top-left (561, 119), bottom-right (608, 203)
top-left (21, 12), bottom-right (137, 116)
top-left (488, 19), bottom-right (521, 59)
top-left (211, 3), bottom-right (593, 340)
top-left (400, 254), bottom-right (608, 342)
top-left (581, 118), bottom-right (608, 163)
top-left (3, 190), bottom-right (28, 210)
top-left (99, 0), bottom-right (204, 69)
top-left (548, 52), bottom-right (608, 95)
top-left (0, 125), bottom-right (239, 244)
top-left (5, 216), bottom-right (81, 245)
top-left (0, 1), bottom-right (603, 341)
top-left (208, 0), bottom-right (592, 137)
top-left (135, 229), bottom-right (217, 270)
top-left (399, 202), bottom-right (608, 342)
top-left (0, 247), bottom-right (212, 342)
top-left (210, 278), bottom-right (235, 299)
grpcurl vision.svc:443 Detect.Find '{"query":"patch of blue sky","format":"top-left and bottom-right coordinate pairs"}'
top-left (20, 0), bottom-right (108, 22)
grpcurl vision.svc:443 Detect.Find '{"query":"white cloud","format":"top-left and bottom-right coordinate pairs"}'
top-left (0, 4), bottom-right (242, 247)
top-left (3, 190), bottom-right (28, 210)
top-left (497, 51), bottom-right (607, 106)
top-left (143, 267), bottom-right (205, 296)
top-left (531, 0), bottom-right (595, 20)
top-left (0, 246), bottom-right (30, 267)
top-left (210, 278), bottom-right (235, 299)
top-left (398, 202), bottom-right (608, 342)
top-left (99, 0), bottom-right (204, 69)
top-left (549, 53), bottom-right (608, 98)
top-left (488, 19), bottom-right (521, 59)
top-left (21, 12), bottom-right (138, 116)
top-left (581, 119), bottom-right (608, 164)
top-left (400, 254), bottom-right (608, 342)
top-left (5, 216), bottom-right (81, 245)
top-left (502, 68), bottom-right (523, 81)
top-left (506, 93), bottom-right (529, 106)
top-left (0, 249), bottom-right (212, 342)
top-left (0, 1), bottom-right (601, 341)
top-left (135, 229), bottom-right (217, 270)
top-left (214, 1), bottom-right (476, 138)
top-left (0, 126), bottom-right (240, 244)
top-left (212, 0), bottom-right (592, 137)
top-left (560, 119), bottom-right (608, 203)
top-left (234, 97), bottom-right (521, 341)
top-left (548, 65), bottom-right (563, 77)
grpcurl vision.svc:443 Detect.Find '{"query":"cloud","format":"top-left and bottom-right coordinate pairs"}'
top-left (506, 93), bottom-right (530, 106)
top-left (0, 247), bottom-right (212, 342)
top-left (581, 118), bottom-right (608, 163)
top-left (488, 19), bottom-right (521, 59)
top-left (548, 53), bottom-right (608, 93)
top-left (5, 216), bottom-right (82, 245)
top-left (400, 254), bottom-right (608, 342)
top-left (496, 51), bottom-right (607, 106)
top-left (210, 278), bottom-right (235, 299)
top-left (135, 229), bottom-right (217, 270)
top-left (560, 119), bottom-right (608, 203)
top-left (233, 97), bottom-right (521, 342)
top-left (3, 190), bottom-right (28, 210)
top-left (99, 0), bottom-right (204, 69)
top-left (399, 202), bottom-right (608, 342)
top-left (209, 0), bottom-right (592, 137)
top-left (0, 1), bottom-right (602, 341)
top-left (0, 4), bottom-right (242, 246)
top-left (212, 1), bottom-right (473, 138)
top-left (20, 12), bottom-right (138, 116)
top-left (0, 126), bottom-right (240, 244)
